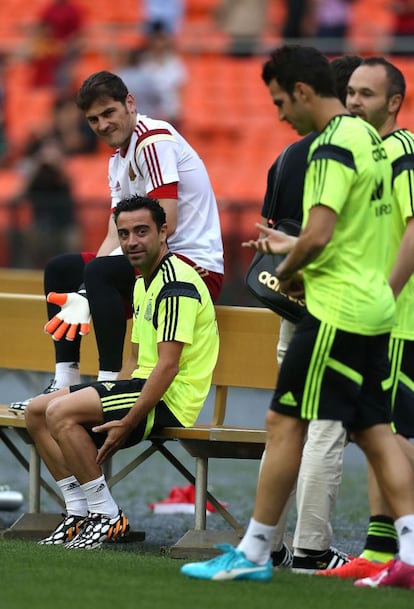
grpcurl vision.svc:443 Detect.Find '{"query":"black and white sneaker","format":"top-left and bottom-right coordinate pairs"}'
top-left (38, 513), bottom-right (86, 545)
top-left (291, 547), bottom-right (350, 574)
top-left (65, 509), bottom-right (130, 550)
top-left (271, 543), bottom-right (293, 569)
top-left (9, 379), bottom-right (60, 414)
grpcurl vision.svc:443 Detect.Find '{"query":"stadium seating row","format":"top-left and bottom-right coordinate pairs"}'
top-left (0, 0), bottom-right (411, 267)
top-left (0, 0), bottom-right (397, 54)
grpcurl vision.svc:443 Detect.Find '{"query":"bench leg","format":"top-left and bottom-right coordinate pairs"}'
top-left (149, 446), bottom-right (246, 559)
top-left (153, 441), bottom-right (245, 532)
top-left (28, 445), bottom-right (40, 512)
top-left (194, 457), bottom-right (207, 530)
top-left (0, 429), bottom-right (64, 539)
top-left (0, 428), bottom-right (64, 510)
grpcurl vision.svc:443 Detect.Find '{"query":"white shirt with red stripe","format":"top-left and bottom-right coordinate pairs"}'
top-left (108, 114), bottom-right (224, 274)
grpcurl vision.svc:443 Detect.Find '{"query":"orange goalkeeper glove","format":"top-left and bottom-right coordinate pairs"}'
top-left (44, 291), bottom-right (90, 341)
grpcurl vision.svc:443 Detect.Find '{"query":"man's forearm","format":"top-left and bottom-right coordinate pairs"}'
top-left (276, 205), bottom-right (336, 279)
top-left (276, 238), bottom-right (325, 280)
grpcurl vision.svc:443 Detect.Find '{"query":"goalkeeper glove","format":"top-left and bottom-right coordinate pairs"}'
top-left (44, 289), bottom-right (90, 341)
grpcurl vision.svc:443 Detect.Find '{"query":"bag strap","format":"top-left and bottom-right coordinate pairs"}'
top-left (266, 143), bottom-right (294, 228)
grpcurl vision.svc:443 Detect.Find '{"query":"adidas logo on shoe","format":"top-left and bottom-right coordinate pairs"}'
top-left (271, 543), bottom-right (293, 569)
top-left (292, 547), bottom-right (350, 574)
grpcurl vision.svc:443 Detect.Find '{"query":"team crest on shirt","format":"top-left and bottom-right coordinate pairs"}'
top-left (144, 299), bottom-right (152, 321)
top-left (129, 162), bottom-right (136, 181)
top-left (101, 382), bottom-right (116, 391)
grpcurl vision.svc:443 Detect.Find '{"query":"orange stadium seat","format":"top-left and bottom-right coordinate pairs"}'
top-left (65, 155), bottom-right (109, 202)
top-left (186, 0), bottom-right (220, 18)
top-left (65, 155), bottom-right (110, 250)
top-left (76, 199), bottom-right (109, 251)
top-left (349, 0), bottom-right (394, 52)
top-left (180, 0), bottom-right (227, 52)
top-left (71, 52), bottom-right (112, 89)
top-left (76, 0), bottom-right (138, 25)
top-left (4, 66), bottom-right (56, 151)
top-left (182, 54), bottom-right (299, 205)
top-left (0, 169), bottom-right (22, 200)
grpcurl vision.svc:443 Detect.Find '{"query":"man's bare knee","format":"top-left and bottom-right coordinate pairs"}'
top-left (25, 395), bottom-right (50, 430)
top-left (265, 410), bottom-right (307, 444)
top-left (45, 398), bottom-right (73, 437)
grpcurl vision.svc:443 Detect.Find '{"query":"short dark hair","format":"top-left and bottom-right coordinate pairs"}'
top-left (262, 44), bottom-right (336, 98)
top-left (360, 56), bottom-right (406, 101)
top-left (113, 195), bottom-right (166, 230)
top-left (330, 55), bottom-right (363, 105)
top-left (76, 71), bottom-right (129, 111)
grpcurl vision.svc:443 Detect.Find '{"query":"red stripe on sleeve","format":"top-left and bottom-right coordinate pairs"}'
top-left (149, 183), bottom-right (178, 199)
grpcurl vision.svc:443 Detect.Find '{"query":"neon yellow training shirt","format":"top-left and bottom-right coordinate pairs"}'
top-left (131, 253), bottom-right (219, 427)
top-left (302, 114), bottom-right (395, 335)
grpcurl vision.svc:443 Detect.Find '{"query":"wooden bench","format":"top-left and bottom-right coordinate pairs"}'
top-left (0, 268), bottom-right (43, 294)
top-left (0, 290), bottom-right (280, 556)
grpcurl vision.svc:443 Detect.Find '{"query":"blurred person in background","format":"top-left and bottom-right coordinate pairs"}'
top-left (115, 46), bottom-right (163, 118)
top-left (142, 21), bottom-right (187, 130)
top-left (50, 93), bottom-right (98, 155)
top-left (142, 0), bottom-right (186, 35)
top-left (390, 0), bottom-right (414, 55)
top-left (9, 136), bottom-right (79, 269)
top-left (282, 0), bottom-right (314, 39)
top-left (215, 0), bottom-right (268, 57)
top-left (19, 93), bottom-right (98, 158)
top-left (309, 0), bottom-right (354, 54)
top-left (28, 0), bottom-right (84, 90)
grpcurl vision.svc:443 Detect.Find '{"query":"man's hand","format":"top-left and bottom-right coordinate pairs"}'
top-left (278, 272), bottom-right (305, 300)
top-left (242, 223), bottom-right (297, 255)
top-left (92, 420), bottom-right (134, 465)
top-left (44, 292), bottom-right (91, 341)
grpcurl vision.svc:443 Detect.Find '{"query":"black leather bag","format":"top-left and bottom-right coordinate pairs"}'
top-left (245, 144), bottom-right (307, 323)
top-left (245, 219), bottom-right (306, 323)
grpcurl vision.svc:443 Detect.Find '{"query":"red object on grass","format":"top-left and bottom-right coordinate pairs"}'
top-left (149, 484), bottom-right (227, 514)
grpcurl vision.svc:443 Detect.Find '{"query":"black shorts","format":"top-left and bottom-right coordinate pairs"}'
top-left (271, 313), bottom-right (392, 432)
top-left (70, 379), bottom-right (182, 448)
top-left (388, 337), bottom-right (414, 438)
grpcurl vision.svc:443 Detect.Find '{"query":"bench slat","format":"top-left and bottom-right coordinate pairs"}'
top-left (0, 405), bottom-right (27, 429)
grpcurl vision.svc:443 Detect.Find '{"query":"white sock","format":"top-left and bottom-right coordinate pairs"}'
top-left (54, 362), bottom-right (80, 388)
top-left (395, 515), bottom-right (414, 565)
top-left (81, 475), bottom-right (118, 518)
top-left (57, 475), bottom-right (87, 517)
top-left (97, 370), bottom-right (119, 382)
top-left (237, 518), bottom-right (276, 565)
